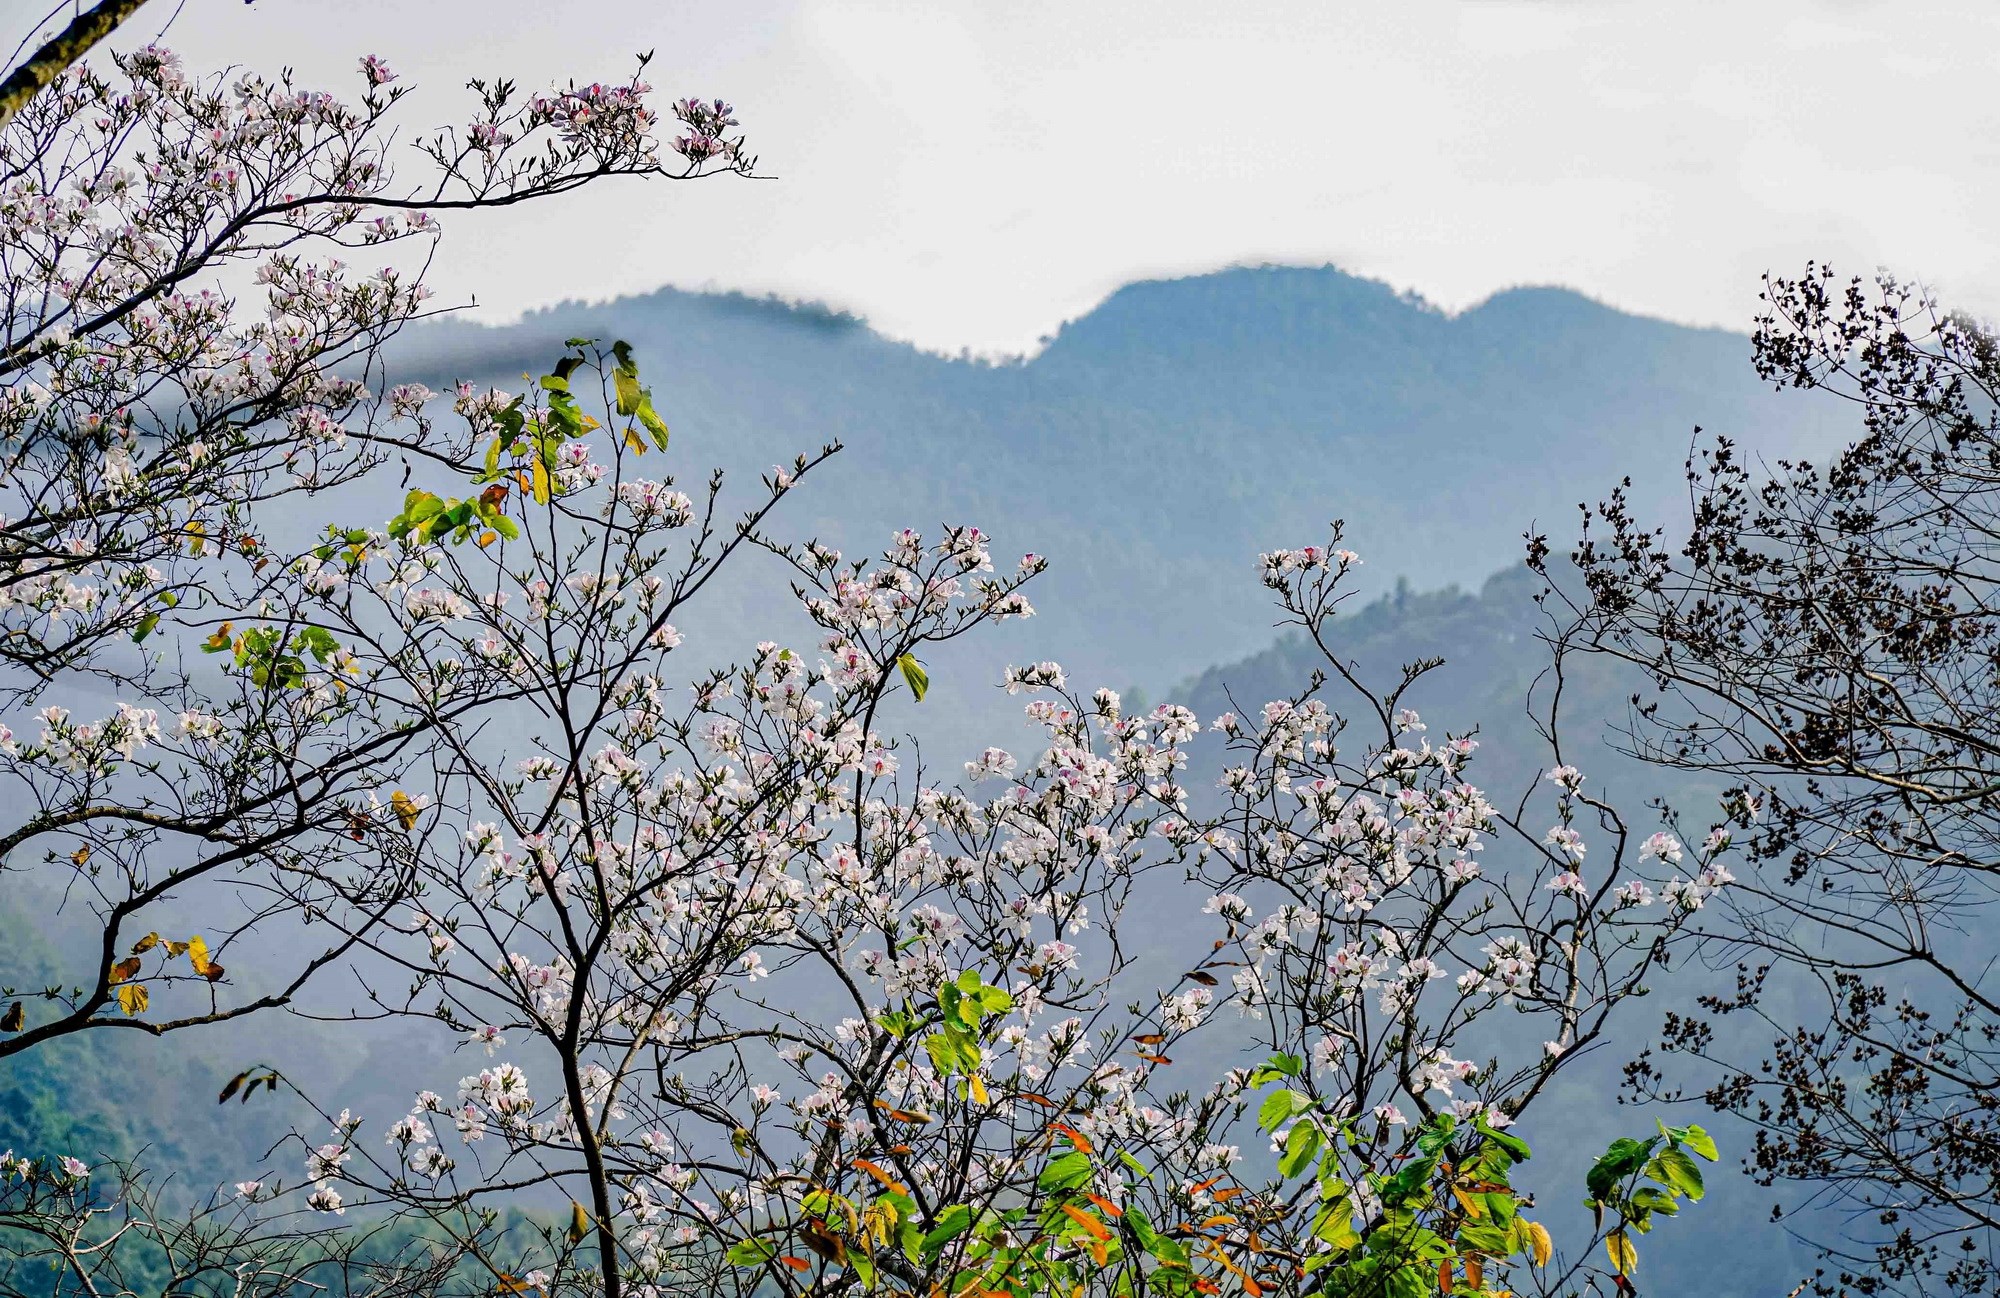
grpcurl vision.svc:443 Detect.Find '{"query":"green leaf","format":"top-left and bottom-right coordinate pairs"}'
top-left (635, 399), bottom-right (669, 450)
top-left (1477, 1112), bottom-right (1532, 1162)
top-left (1587, 1137), bottom-right (1659, 1204)
top-left (1382, 1153), bottom-right (1439, 1207)
top-left (1279, 1121), bottom-right (1322, 1179)
top-left (1311, 1199), bottom-right (1360, 1252)
top-left (1258, 1088), bottom-right (1309, 1134)
top-left (1037, 1150), bottom-right (1092, 1194)
top-left (920, 1206), bottom-right (972, 1258)
top-left (1676, 1122), bottom-right (1719, 1161)
top-left (1648, 1146), bottom-right (1705, 1201)
top-left (1416, 1113), bottom-right (1458, 1155)
top-left (1457, 1219), bottom-right (1514, 1256)
top-left (1145, 1230), bottom-right (1188, 1268)
top-left (1124, 1207), bottom-right (1159, 1250)
top-left (1249, 1053), bottom-right (1304, 1086)
top-left (725, 1238), bottom-right (775, 1267)
top-left (611, 340), bottom-right (669, 449)
top-left (1629, 1186), bottom-right (1681, 1215)
top-left (132, 612), bottom-right (160, 643)
top-left (898, 653), bottom-right (929, 702)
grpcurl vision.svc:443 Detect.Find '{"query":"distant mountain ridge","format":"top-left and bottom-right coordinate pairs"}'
top-left (391, 263), bottom-right (1841, 735)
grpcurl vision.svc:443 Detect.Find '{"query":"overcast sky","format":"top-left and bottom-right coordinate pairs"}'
top-left (89, 0), bottom-right (2000, 354)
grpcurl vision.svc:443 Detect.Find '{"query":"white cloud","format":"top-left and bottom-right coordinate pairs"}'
top-left (129, 0), bottom-right (2000, 353)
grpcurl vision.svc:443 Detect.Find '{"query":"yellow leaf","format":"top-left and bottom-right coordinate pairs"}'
top-left (390, 791), bottom-right (421, 832)
top-left (624, 427), bottom-right (646, 455)
top-left (131, 932), bottom-right (160, 955)
top-left (1605, 1230), bottom-right (1637, 1276)
top-left (530, 457), bottom-right (551, 506)
top-left (968, 1074), bottom-right (989, 1105)
top-left (163, 940), bottom-right (189, 958)
top-left (1526, 1220), bottom-right (1553, 1268)
top-left (117, 982), bottom-right (148, 1015)
top-left (477, 530), bottom-right (497, 547)
top-left (187, 935), bottom-right (213, 976)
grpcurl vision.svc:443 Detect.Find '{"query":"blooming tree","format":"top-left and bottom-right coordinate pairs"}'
top-left (135, 343), bottom-right (1747, 1298)
top-left (0, 30), bottom-right (749, 1062)
top-left (0, 21), bottom-right (1746, 1298)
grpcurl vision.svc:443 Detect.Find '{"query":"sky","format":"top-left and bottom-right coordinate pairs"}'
top-left (70, 0), bottom-right (2000, 355)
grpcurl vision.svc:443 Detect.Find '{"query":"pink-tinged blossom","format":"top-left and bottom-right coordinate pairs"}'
top-left (1639, 831), bottom-right (1684, 865)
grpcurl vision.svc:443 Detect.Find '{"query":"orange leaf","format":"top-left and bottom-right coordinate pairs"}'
top-left (1200, 1215), bottom-right (1238, 1230)
top-left (1084, 1193), bottom-right (1124, 1219)
top-left (1016, 1092), bottom-right (1057, 1108)
top-left (778, 1257), bottom-right (811, 1272)
top-left (852, 1159), bottom-right (908, 1195)
top-left (1062, 1205), bottom-right (1111, 1240)
top-left (1050, 1123), bottom-right (1094, 1153)
top-left (1132, 1033), bottom-right (1165, 1045)
top-left (1211, 1187), bottom-right (1245, 1202)
top-left (1136, 1052), bottom-right (1173, 1065)
top-left (109, 956), bottom-right (141, 984)
top-left (1186, 971), bottom-right (1219, 986)
top-left (1189, 1176), bottom-right (1223, 1194)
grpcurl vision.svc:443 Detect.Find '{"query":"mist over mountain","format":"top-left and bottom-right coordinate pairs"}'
top-left (386, 264), bottom-right (1846, 748)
